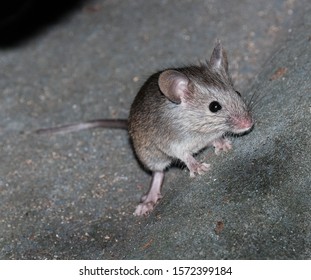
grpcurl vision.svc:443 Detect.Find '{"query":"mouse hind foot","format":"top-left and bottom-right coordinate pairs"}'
top-left (134, 171), bottom-right (164, 216)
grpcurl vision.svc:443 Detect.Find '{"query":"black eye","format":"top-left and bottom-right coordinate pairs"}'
top-left (209, 101), bottom-right (222, 113)
top-left (235, 90), bottom-right (241, 96)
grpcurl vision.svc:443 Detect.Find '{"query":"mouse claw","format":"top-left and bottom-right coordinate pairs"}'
top-left (213, 138), bottom-right (232, 155)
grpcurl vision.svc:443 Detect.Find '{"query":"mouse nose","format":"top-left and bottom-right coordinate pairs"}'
top-left (230, 114), bottom-right (254, 134)
top-left (239, 116), bottom-right (254, 130)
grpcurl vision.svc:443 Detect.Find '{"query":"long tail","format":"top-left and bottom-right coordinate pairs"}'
top-left (35, 119), bottom-right (128, 135)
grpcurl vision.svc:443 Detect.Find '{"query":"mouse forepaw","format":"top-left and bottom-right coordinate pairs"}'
top-left (184, 154), bottom-right (211, 177)
top-left (189, 162), bottom-right (211, 177)
top-left (213, 138), bottom-right (232, 155)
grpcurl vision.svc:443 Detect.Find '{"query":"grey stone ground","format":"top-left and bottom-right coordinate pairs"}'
top-left (0, 0), bottom-right (310, 259)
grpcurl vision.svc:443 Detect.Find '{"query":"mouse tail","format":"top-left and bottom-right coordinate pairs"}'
top-left (35, 119), bottom-right (128, 135)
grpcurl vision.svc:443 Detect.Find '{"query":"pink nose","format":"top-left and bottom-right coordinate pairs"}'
top-left (231, 114), bottom-right (254, 133)
top-left (238, 117), bottom-right (253, 130)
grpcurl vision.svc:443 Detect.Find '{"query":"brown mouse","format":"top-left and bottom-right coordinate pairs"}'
top-left (37, 42), bottom-right (254, 216)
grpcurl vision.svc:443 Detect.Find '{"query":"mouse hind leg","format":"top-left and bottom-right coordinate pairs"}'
top-left (133, 145), bottom-right (171, 216)
top-left (134, 171), bottom-right (165, 216)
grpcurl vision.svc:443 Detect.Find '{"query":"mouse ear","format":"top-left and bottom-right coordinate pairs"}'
top-left (158, 70), bottom-right (190, 104)
top-left (210, 42), bottom-right (229, 74)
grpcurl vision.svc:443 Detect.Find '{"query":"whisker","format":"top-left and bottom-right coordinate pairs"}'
top-left (249, 92), bottom-right (269, 110)
top-left (246, 87), bottom-right (271, 111)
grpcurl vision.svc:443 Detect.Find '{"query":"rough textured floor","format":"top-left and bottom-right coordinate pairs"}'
top-left (0, 0), bottom-right (310, 259)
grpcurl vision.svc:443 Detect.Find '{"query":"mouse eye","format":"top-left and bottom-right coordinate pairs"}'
top-left (209, 101), bottom-right (222, 113)
top-left (235, 90), bottom-right (241, 96)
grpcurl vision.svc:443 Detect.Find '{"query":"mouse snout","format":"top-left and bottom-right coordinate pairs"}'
top-left (229, 113), bottom-right (254, 134)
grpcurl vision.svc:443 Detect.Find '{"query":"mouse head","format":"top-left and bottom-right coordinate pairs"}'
top-left (158, 42), bottom-right (254, 135)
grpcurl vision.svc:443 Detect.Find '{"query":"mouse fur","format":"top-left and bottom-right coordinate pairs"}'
top-left (128, 42), bottom-right (253, 215)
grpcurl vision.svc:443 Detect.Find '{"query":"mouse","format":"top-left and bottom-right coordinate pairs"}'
top-left (36, 42), bottom-right (254, 216)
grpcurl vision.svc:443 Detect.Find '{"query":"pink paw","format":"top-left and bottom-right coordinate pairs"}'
top-left (189, 162), bottom-right (211, 177)
top-left (184, 154), bottom-right (211, 177)
top-left (213, 138), bottom-right (232, 155)
top-left (133, 193), bottom-right (163, 216)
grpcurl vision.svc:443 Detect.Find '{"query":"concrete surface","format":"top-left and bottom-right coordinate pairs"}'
top-left (0, 0), bottom-right (310, 259)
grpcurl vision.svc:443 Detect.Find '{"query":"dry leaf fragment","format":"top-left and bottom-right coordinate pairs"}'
top-left (215, 221), bottom-right (225, 235)
top-left (270, 67), bottom-right (288, 80)
top-left (141, 238), bottom-right (154, 250)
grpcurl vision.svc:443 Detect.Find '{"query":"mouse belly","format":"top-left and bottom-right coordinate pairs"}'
top-left (165, 132), bottom-right (223, 159)
top-left (132, 132), bottom-right (222, 173)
